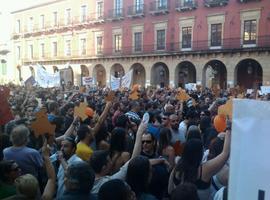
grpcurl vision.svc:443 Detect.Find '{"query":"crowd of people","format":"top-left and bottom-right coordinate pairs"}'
top-left (0, 83), bottom-right (266, 200)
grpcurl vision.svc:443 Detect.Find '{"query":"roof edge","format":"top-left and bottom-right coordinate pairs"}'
top-left (11, 0), bottom-right (67, 14)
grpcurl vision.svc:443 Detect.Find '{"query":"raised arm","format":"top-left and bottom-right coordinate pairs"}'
top-left (41, 139), bottom-right (56, 200)
top-left (202, 129), bottom-right (231, 181)
top-left (55, 116), bottom-right (79, 144)
top-left (92, 101), bottom-right (112, 136)
top-left (131, 121), bottom-right (147, 159)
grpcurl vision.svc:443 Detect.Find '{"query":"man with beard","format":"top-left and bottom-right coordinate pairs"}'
top-left (169, 114), bottom-right (186, 156)
top-left (55, 136), bottom-right (82, 198)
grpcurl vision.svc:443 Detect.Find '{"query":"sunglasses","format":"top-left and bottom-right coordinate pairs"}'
top-left (142, 140), bottom-right (152, 144)
top-left (162, 117), bottom-right (168, 120)
top-left (11, 166), bottom-right (20, 172)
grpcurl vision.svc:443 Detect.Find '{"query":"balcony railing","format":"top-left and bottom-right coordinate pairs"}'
top-left (21, 36), bottom-right (270, 63)
top-left (127, 4), bottom-right (146, 17)
top-left (150, 0), bottom-right (170, 15)
top-left (175, 0), bottom-right (198, 11)
top-left (107, 8), bottom-right (124, 20)
top-left (237, 0), bottom-right (261, 2)
top-left (204, 0), bottom-right (228, 7)
top-left (88, 12), bottom-right (105, 23)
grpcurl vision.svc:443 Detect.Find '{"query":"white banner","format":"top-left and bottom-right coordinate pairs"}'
top-left (229, 99), bottom-right (270, 200)
top-left (110, 75), bottom-right (121, 91)
top-left (82, 76), bottom-right (93, 85)
top-left (121, 69), bottom-right (133, 89)
top-left (185, 83), bottom-right (197, 91)
top-left (36, 64), bottom-right (60, 88)
top-left (260, 86), bottom-right (270, 94)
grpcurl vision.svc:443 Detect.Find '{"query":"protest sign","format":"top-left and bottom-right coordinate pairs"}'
top-left (31, 108), bottom-right (56, 137)
top-left (229, 99), bottom-right (270, 200)
top-left (36, 64), bottom-right (60, 88)
top-left (110, 75), bottom-right (121, 91)
top-left (260, 86), bottom-right (270, 95)
top-left (82, 76), bottom-right (93, 85)
top-left (185, 83), bottom-right (197, 91)
top-left (121, 70), bottom-right (133, 89)
top-left (74, 102), bottom-right (88, 121)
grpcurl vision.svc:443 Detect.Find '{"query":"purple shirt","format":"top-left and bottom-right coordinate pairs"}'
top-left (3, 146), bottom-right (43, 178)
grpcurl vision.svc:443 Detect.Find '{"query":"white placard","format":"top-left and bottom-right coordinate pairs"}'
top-left (110, 75), bottom-right (120, 91)
top-left (121, 69), bottom-right (133, 89)
top-left (229, 99), bottom-right (270, 200)
top-left (185, 83), bottom-right (197, 91)
top-left (82, 76), bottom-right (93, 85)
top-left (260, 86), bottom-right (270, 94)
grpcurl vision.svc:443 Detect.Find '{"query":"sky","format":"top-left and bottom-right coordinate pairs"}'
top-left (0, 0), bottom-right (48, 43)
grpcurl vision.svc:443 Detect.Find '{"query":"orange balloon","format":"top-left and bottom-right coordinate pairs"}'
top-left (214, 115), bottom-right (226, 133)
top-left (85, 107), bottom-right (94, 118)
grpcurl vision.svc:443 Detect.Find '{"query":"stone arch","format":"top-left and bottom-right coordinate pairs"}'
top-left (111, 63), bottom-right (125, 78)
top-left (130, 63), bottom-right (146, 86)
top-left (93, 64), bottom-right (106, 87)
top-left (234, 58), bottom-right (262, 89)
top-left (175, 61), bottom-right (196, 88)
top-left (60, 65), bottom-right (74, 87)
top-left (151, 62), bottom-right (169, 88)
top-left (80, 65), bottom-right (89, 86)
top-left (202, 60), bottom-right (227, 89)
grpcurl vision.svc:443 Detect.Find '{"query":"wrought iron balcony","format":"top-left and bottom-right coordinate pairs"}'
top-left (175, 0), bottom-right (198, 11)
top-left (150, 0), bottom-right (170, 15)
top-left (107, 8), bottom-right (124, 21)
top-left (127, 4), bottom-right (145, 18)
top-left (89, 13), bottom-right (105, 23)
top-left (238, 0), bottom-right (261, 3)
top-left (204, 0), bottom-right (228, 7)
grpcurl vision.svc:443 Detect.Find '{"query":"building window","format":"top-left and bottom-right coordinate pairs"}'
top-left (52, 42), bottom-right (57, 57)
top-left (16, 46), bottom-right (21, 60)
top-left (115, 0), bottom-right (122, 16)
top-left (1, 60), bottom-right (7, 76)
top-left (28, 44), bottom-right (33, 59)
top-left (96, 36), bottom-right (103, 54)
top-left (28, 17), bottom-right (34, 32)
top-left (40, 43), bottom-right (45, 58)
top-left (65, 40), bottom-right (71, 56)
top-left (80, 38), bottom-right (86, 55)
top-left (135, 0), bottom-right (143, 13)
top-left (81, 5), bottom-right (87, 22)
top-left (183, 0), bottom-right (193, 6)
top-left (16, 20), bottom-right (21, 33)
top-left (65, 8), bottom-right (71, 25)
top-left (40, 15), bottom-right (45, 29)
top-left (97, 1), bottom-right (104, 18)
top-left (114, 34), bottom-right (122, 53)
top-left (158, 0), bottom-right (167, 9)
top-left (243, 20), bottom-right (257, 45)
top-left (182, 26), bottom-right (192, 49)
top-left (156, 29), bottom-right (166, 50)
top-left (53, 12), bottom-right (58, 26)
top-left (211, 23), bottom-right (222, 47)
top-left (134, 32), bottom-right (142, 52)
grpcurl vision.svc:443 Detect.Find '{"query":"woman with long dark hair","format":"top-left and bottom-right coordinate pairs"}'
top-left (157, 128), bottom-right (175, 168)
top-left (109, 127), bottom-right (130, 174)
top-left (168, 130), bottom-right (231, 200)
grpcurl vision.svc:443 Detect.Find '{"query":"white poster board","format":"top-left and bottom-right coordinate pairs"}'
top-left (229, 99), bottom-right (270, 200)
top-left (82, 77), bottom-right (93, 85)
top-left (260, 86), bottom-right (270, 95)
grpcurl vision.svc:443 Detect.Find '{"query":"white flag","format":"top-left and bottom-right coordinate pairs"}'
top-left (110, 75), bottom-right (121, 91)
top-left (121, 69), bottom-right (133, 89)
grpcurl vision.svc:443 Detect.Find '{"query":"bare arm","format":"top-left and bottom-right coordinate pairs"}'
top-left (92, 102), bottom-right (112, 136)
top-left (131, 122), bottom-right (147, 159)
top-left (202, 130), bottom-right (231, 181)
top-left (41, 140), bottom-right (56, 200)
top-left (55, 116), bottom-right (79, 144)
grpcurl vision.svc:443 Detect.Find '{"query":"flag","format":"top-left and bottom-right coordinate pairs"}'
top-left (24, 76), bottom-right (36, 87)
